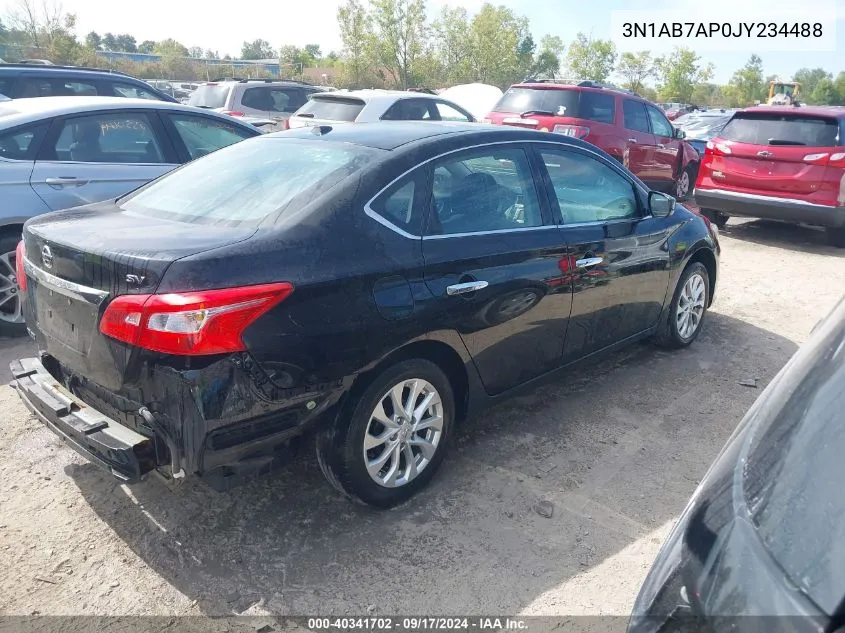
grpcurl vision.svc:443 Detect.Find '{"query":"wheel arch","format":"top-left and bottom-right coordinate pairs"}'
top-left (685, 247), bottom-right (717, 307)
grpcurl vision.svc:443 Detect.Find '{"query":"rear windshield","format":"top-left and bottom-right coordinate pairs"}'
top-left (295, 96), bottom-right (365, 122)
top-left (187, 84), bottom-right (231, 109)
top-left (720, 112), bottom-right (840, 147)
top-left (742, 300), bottom-right (845, 615)
top-left (119, 138), bottom-right (379, 226)
top-left (493, 87), bottom-right (615, 124)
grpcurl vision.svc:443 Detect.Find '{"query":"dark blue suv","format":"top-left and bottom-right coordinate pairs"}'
top-left (0, 63), bottom-right (177, 102)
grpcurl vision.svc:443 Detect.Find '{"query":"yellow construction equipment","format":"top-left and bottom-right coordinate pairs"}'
top-left (767, 81), bottom-right (800, 105)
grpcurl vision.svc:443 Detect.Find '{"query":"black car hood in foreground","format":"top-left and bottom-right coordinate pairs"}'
top-left (630, 296), bottom-right (845, 633)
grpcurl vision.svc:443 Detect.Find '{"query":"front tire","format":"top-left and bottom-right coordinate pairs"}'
top-left (826, 227), bottom-right (845, 248)
top-left (675, 164), bottom-right (696, 202)
top-left (316, 359), bottom-right (454, 508)
top-left (700, 208), bottom-right (728, 229)
top-left (653, 262), bottom-right (710, 349)
top-left (0, 233), bottom-right (26, 337)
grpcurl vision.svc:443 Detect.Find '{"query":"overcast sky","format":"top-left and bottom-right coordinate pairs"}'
top-left (2, 0), bottom-right (842, 83)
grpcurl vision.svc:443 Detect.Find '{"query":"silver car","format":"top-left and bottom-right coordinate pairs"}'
top-left (187, 79), bottom-right (325, 122)
top-left (0, 96), bottom-right (261, 334)
top-left (287, 90), bottom-right (476, 129)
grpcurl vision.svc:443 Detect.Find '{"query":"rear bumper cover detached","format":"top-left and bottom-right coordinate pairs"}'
top-left (10, 357), bottom-right (156, 482)
top-left (694, 188), bottom-right (845, 228)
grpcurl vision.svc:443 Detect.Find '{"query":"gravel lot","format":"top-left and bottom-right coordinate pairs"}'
top-left (0, 218), bottom-right (843, 623)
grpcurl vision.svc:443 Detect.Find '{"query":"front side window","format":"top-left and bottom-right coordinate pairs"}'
top-left (646, 104), bottom-right (674, 138)
top-left (540, 149), bottom-right (638, 224)
top-left (168, 114), bottom-right (254, 160)
top-left (0, 124), bottom-right (47, 161)
top-left (428, 148), bottom-right (542, 235)
top-left (52, 113), bottom-right (165, 164)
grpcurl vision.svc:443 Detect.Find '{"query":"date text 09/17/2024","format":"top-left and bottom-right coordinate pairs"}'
top-left (306, 618), bottom-right (529, 631)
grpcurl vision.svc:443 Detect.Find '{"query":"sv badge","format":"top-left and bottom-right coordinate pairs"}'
top-left (125, 274), bottom-right (146, 286)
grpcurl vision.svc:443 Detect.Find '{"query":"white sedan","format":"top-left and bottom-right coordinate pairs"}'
top-left (286, 90), bottom-right (476, 129)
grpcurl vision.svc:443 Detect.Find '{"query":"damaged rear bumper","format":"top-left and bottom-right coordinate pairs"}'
top-left (10, 357), bottom-right (157, 482)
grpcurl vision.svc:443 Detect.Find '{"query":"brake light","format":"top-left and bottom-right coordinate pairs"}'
top-left (705, 140), bottom-right (732, 155)
top-left (100, 282), bottom-right (294, 355)
top-left (803, 153), bottom-right (829, 163)
top-left (223, 111), bottom-right (244, 117)
top-left (15, 240), bottom-right (26, 292)
top-left (553, 125), bottom-right (590, 139)
top-left (828, 152), bottom-right (845, 168)
top-left (283, 117), bottom-right (290, 130)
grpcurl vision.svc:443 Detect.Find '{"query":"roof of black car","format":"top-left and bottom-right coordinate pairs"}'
top-left (272, 121), bottom-right (559, 151)
top-left (0, 64), bottom-right (133, 77)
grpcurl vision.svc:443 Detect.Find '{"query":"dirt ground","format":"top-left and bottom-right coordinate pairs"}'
top-left (1, 219), bottom-right (843, 623)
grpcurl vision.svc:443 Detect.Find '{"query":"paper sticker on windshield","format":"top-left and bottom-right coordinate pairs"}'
top-left (557, 106), bottom-right (566, 115)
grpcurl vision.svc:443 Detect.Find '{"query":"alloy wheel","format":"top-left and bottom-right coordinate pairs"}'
top-left (676, 272), bottom-right (706, 340)
top-left (363, 378), bottom-right (444, 488)
top-left (0, 250), bottom-right (23, 324)
top-left (676, 171), bottom-right (690, 199)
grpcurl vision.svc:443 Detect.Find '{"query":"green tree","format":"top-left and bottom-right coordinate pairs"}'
top-left (834, 72), bottom-right (845, 104)
top-left (154, 38), bottom-right (189, 58)
top-left (188, 46), bottom-right (203, 59)
top-left (102, 32), bottom-right (116, 50)
top-left (368, 0), bottom-right (429, 89)
top-left (810, 77), bottom-right (838, 105)
top-left (540, 35), bottom-right (564, 58)
top-left (431, 6), bottom-right (472, 84)
top-left (467, 3), bottom-right (530, 87)
top-left (532, 35), bottom-right (563, 79)
top-left (792, 67), bottom-right (832, 98)
top-left (84, 30), bottom-right (101, 50)
top-left (337, 0), bottom-right (373, 88)
top-left (616, 51), bottom-right (652, 95)
top-left (654, 47), bottom-right (713, 103)
top-left (566, 32), bottom-right (617, 82)
top-left (304, 44), bottom-right (322, 63)
top-left (725, 54), bottom-right (765, 106)
top-left (240, 38), bottom-right (275, 60)
top-left (115, 34), bottom-right (137, 53)
top-left (138, 40), bottom-right (155, 54)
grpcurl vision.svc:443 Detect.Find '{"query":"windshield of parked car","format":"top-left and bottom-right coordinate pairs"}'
top-left (188, 84), bottom-right (231, 109)
top-left (720, 113), bottom-right (840, 146)
top-left (742, 299), bottom-right (845, 615)
top-left (492, 87), bottom-right (615, 124)
top-left (676, 114), bottom-right (732, 139)
top-left (119, 137), bottom-right (379, 226)
top-left (294, 96), bottom-right (366, 122)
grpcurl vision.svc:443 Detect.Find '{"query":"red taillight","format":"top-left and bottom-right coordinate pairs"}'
top-left (827, 152), bottom-right (845, 168)
top-left (223, 111), bottom-right (244, 117)
top-left (15, 240), bottom-right (26, 292)
top-left (553, 125), bottom-right (590, 139)
top-left (99, 282), bottom-right (294, 355)
top-left (283, 118), bottom-right (290, 130)
top-left (705, 140), bottom-right (732, 156)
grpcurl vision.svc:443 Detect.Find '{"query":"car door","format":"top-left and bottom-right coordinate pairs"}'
top-left (646, 103), bottom-right (680, 187)
top-left (534, 144), bottom-right (673, 362)
top-left (30, 110), bottom-right (178, 211)
top-left (0, 122), bottom-right (53, 220)
top-left (381, 98), bottom-right (440, 121)
top-left (621, 99), bottom-right (657, 184)
top-left (160, 112), bottom-right (259, 161)
top-left (420, 144), bottom-right (573, 395)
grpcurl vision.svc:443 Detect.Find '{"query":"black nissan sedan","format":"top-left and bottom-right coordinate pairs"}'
top-left (11, 122), bottom-right (719, 507)
top-left (629, 296), bottom-right (845, 633)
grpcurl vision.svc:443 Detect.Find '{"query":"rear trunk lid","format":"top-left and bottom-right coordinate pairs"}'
top-left (710, 111), bottom-right (841, 198)
top-left (22, 201), bottom-right (255, 390)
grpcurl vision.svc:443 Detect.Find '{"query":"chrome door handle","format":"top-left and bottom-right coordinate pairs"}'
top-left (656, 143), bottom-right (665, 149)
top-left (446, 281), bottom-right (489, 296)
top-left (576, 257), bottom-right (603, 268)
top-left (627, 138), bottom-right (638, 143)
top-left (45, 177), bottom-right (88, 188)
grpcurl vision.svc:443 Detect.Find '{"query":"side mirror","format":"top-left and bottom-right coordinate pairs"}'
top-left (649, 191), bottom-right (676, 218)
top-left (674, 127), bottom-right (686, 139)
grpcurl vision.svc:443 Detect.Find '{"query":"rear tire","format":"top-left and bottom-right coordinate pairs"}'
top-left (700, 208), bottom-right (728, 230)
top-left (653, 262), bottom-right (710, 349)
top-left (0, 233), bottom-right (26, 338)
top-left (675, 164), bottom-right (696, 202)
top-left (316, 359), bottom-right (454, 508)
top-left (826, 227), bottom-right (845, 248)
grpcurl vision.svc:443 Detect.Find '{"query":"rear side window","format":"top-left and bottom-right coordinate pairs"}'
top-left (369, 176), bottom-right (425, 235)
top-left (623, 100), bottom-right (650, 133)
top-left (120, 138), bottom-right (379, 226)
top-left (296, 96), bottom-right (365, 122)
top-left (188, 84), bottom-right (231, 109)
top-left (493, 88), bottom-right (615, 124)
top-left (0, 124), bottom-right (47, 161)
top-left (168, 114), bottom-right (255, 160)
top-left (16, 78), bottom-right (98, 98)
top-left (382, 99), bottom-right (437, 121)
top-left (721, 113), bottom-right (840, 147)
top-left (111, 83), bottom-right (161, 100)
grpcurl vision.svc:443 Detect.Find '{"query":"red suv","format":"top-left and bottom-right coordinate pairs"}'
top-left (695, 107), bottom-right (845, 247)
top-left (486, 82), bottom-right (700, 200)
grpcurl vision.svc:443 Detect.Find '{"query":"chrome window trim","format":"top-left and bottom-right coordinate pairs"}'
top-left (23, 257), bottom-right (109, 304)
top-left (364, 139), bottom-right (625, 240)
